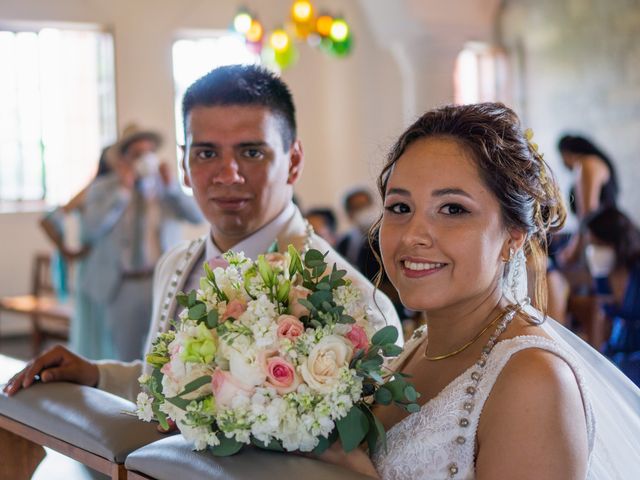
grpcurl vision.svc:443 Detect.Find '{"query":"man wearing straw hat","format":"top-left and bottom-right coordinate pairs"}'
top-left (73, 125), bottom-right (202, 361)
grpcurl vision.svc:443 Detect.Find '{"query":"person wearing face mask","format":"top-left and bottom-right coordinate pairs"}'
top-left (584, 206), bottom-right (640, 385)
top-left (336, 187), bottom-right (378, 274)
top-left (72, 125), bottom-right (202, 361)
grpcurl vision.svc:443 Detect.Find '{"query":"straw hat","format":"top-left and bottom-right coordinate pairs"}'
top-left (117, 123), bottom-right (163, 155)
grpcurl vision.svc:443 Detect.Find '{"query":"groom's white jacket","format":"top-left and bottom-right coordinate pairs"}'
top-left (96, 206), bottom-right (402, 402)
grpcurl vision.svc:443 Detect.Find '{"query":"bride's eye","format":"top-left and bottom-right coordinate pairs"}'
top-left (384, 202), bottom-right (410, 215)
top-left (440, 203), bottom-right (469, 215)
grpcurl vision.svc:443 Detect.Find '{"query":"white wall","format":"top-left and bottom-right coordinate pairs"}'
top-left (499, 0), bottom-right (640, 227)
top-left (0, 0), bottom-right (406, 302)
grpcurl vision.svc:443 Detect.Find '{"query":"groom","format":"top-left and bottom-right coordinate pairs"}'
top-left (5, 64), bottom-right (401, 402)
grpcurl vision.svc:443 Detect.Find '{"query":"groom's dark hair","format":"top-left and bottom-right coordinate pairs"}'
top-left (182, 64), bottom-right (297, 150)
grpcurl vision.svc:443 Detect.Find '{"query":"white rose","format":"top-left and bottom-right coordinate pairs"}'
top-left (300, 335), bottom-right (353, 394)
top-left (229, 349), bottom-right (267, 387)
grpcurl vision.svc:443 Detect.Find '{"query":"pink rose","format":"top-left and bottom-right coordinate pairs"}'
top-left (277, 315), bottom-right (305, 341)
top-left (265, 356), bottom-right (300, 394)
top-left (223, 299), bottom-right (247, 321)
top-left (288, 285), bottom-right (312, 318)
top-left (211, 369), bottom-right (254, 408)
top-left (264, 252), bottom-right (286, 270)
top-left (208, 257), bottom-right (230, 270)
top-left (346, 324), bottom-right (369, 352)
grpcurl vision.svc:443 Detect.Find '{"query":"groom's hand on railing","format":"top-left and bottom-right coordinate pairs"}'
top-left (2, 345), bottom-right (100, 397)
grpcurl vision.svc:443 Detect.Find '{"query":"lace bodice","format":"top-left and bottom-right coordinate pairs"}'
top-left (372, 331), bottom-right (595, 479)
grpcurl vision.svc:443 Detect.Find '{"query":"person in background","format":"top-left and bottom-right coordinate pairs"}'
top-left (305, 207), bottom-right (338, 246)
top-left (336, 187), bottom-right (378, 269)
top-left (39, 147), bottom-right (114, 300)
top-left (547, 135), bottom-right (621, 340)
top-left (73, 125), bottom-right (202, 361)
top-left (584, 206), bottom-right (640, 385)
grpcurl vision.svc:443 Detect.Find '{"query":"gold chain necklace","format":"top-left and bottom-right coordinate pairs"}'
top-left (424, 308), bottom-right (509, 361)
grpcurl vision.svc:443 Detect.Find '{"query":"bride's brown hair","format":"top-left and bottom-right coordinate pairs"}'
top-left (373, 102), bottom-right (566, 312)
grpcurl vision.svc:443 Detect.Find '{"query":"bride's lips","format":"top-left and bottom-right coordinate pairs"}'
top-left (399, 256), bottom-right (448, 278)
top-left (210, 196), bottom-right (252, 211)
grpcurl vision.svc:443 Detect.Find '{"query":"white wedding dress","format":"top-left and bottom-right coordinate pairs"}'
top-left (372, 251), bottom-right (640, 479)
top-left (372, 330), bottom-right (595, 479)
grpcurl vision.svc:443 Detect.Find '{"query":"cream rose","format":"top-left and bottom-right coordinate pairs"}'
top-left (300, 335), bottom-right (353, 394)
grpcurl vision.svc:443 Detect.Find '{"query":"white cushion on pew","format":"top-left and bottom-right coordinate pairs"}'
top-left (125, 435), bottom-right (373, 480)
top-left (0, 379), bottom-right (165, 463)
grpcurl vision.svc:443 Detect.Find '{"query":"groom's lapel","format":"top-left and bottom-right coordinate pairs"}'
top-left (275, 207), bottom-right (308, 253)
top-left (160, 237), bottom-right (206, 332)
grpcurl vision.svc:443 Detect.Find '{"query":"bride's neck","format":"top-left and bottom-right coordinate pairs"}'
top-left (424, 284), bottom-right (507, 356)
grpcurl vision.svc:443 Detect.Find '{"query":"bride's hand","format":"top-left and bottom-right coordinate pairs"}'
top-left (313, 440), bottom-right (379, 478)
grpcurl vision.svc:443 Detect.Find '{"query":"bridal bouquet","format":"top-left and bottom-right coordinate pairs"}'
top-left (136, 245), bottom-right (419, 456)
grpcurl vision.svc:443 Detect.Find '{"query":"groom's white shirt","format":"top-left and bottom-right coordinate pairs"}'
top-left (96, 203), bottom-right (402, 402)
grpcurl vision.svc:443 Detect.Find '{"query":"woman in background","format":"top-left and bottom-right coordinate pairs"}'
top-left (547, 135), bottom-right (620, 340)
top-left (584, 206), bottom-right (640, 385)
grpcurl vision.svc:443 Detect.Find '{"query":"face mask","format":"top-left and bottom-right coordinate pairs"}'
top-left (353, 206), bottom-right (379, 231)
top-left (134, 151), bottom-right (159, 178)
top-left (585, 244), bottom-right (616, 278)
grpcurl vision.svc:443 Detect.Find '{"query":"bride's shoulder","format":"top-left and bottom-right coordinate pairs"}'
top-left (476, 346), bottom-right (591, 478)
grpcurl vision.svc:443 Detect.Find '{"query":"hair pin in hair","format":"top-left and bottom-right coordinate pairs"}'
top-left (524, 128), bottom-right (540, 153)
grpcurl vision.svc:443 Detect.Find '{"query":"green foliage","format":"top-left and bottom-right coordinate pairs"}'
top-left (209, 435), bottom-right (243, 456)
top-left (206, 310), bottom-right (219, 328)
top-left (188, 303), bottom-right (206, 320)
top-left (371, 325), bottom-right (399, 346)
top-left (336, 406), bottom-right (370, 452)
top-left (251, 436), bottom-right (285, 452)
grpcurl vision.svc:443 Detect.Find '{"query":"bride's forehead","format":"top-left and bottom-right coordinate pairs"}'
top-left (390, 141), bottom-right (483, 186)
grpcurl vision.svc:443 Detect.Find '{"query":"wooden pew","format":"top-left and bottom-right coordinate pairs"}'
top-left (0, 354), bottom-right (164, 480)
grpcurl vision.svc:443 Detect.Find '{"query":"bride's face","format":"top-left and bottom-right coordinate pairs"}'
top-left (379, 136), bottom-right (512, 313)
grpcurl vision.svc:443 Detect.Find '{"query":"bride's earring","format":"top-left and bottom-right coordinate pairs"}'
top-left (504, 248), bottom-right (531, 308)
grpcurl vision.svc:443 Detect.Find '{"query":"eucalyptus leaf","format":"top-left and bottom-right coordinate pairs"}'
top-left (298, 298), bottom-right (315, 311)
top-left (336, 406), bottom-right (369, 452)
top-left (188, 290), bottom-right (197, 307)
top-left (176, 293), bottom-right (189, 307)
top-left (188, 303), bottom-right (206, 320)
top-left (367, 370), bottom-right (385, 384)
top-left (251, 436), bottom-right (285, 452)
top-left (384, 379), bottom-right (409, 401)
top-left (404, 385), bottom-right (418, 402)
top-left (206, 310), bottom-right (219, 328)
top-left (382, 344), bottom-right (403, 357)
top-left (209, 435), bottom-right (243, 456)
top-left (364, 408), bottom-right (387, 454)
top-left (371, 325), bottom-right (399, 346)
top-left (311, 435), bottom-right (331, 455)
top-left (374, 387), bottom-right (393, 405)
top-left (405, 403), bottom-right (421, 413)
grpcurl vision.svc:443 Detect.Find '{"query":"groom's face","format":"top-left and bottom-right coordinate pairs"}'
top-left (182, 104), bottom-right (303, 251)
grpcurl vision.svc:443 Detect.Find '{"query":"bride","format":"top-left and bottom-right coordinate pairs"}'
top-left (317, 103), bottom-right (640, 479)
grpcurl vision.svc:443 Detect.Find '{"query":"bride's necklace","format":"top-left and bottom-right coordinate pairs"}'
top-left (424, 308), bottom-right (509, 361)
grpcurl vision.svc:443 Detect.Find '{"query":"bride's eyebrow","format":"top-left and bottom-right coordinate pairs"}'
top-left (432, 188), bottom-right (473, 199)
top-left (386, 187), bottom-right (410, 196)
